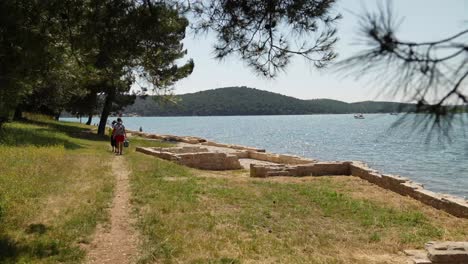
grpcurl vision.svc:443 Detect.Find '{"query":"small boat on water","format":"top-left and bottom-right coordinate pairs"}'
top-left (354, 113), bottom-right (365, 119)
top-left (389, 112), bottom-right (399, 115)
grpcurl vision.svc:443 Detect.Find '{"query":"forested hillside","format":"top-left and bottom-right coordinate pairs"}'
top-left (123, 87), bottom-right (415, 116)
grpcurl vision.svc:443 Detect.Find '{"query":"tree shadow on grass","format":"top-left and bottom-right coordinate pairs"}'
top-left (0, 234), bottom-right (61, 263)
top-left (0, 236), bottom-right (22, 263)
top-left (0, 118), bottom-right (114, 149)
top-left (0, 125), bottom-right (83, 150)
top-left (25, 119), bottom-right (109, 142)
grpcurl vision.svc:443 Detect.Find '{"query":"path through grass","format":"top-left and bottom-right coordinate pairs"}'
top-left (0, 120), bottom-right (114, 263)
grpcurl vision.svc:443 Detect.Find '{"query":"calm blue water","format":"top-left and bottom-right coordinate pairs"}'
top-left (62, 114), bottom-right (468, 197)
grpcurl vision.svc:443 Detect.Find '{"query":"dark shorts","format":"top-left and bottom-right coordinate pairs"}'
top-left (115, 135), bottom-right (125, 143)
top-left (110, 136), bottom-right (116, 147)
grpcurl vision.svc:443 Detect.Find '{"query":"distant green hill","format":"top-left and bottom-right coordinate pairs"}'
top-left (123, 86), bottom-right (415, 116)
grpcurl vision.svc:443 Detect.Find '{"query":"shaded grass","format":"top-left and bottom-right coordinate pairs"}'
top-left (127, 148), bottom-right (468, 264)
top-left (0, 123), bottom-right (83, 149)
top-left (0, 120), bottom-right (114, 263)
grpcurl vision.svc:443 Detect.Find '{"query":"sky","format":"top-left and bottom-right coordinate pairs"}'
top-left (170, 0), bottom-right (467, 102)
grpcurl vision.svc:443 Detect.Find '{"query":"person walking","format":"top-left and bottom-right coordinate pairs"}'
top-left (110, 120), bottom-right (117, 153)
top-left (113, 118), bottom-right (127, 155)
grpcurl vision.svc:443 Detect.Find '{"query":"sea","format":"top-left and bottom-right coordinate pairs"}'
top-left (62, 114), bottom-right (468, 197)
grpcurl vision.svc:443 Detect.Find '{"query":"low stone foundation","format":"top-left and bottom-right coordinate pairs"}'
top-left (129, 130), bottom-right (316, 164)
top-left (405, 241), bottom-right (468, 264)
top-left (136, 146), bottom-right (242, 170)
top-left (250, 162), bottom-right (350, 177)
top-left (350, 162), bottom-right (468, 218)
top-left (201, 141), bottom-right (266, 152)
top-left (247, 151), bottom-right (315, 164)
top-left (129, 130), bottom-right (207, 144)
top-left (251, 161), bottom-right (468, 218)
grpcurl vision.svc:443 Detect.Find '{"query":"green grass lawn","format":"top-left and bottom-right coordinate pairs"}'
top-left (0, 120), bottom-right (114, 263)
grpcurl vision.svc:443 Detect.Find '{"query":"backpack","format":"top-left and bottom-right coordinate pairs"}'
top-left (114, 123), bottom-right (125, 136)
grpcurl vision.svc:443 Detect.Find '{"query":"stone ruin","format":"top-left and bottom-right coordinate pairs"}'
top-left (135, 144), bottom-right (317, 171)
top-left (250, 161), bottom-right (350, 177)
top-left (131, 129), bottom-right (468, 219)
top-left (131, 130), bottom-right (468, 261)
top-left (136, 146), bottom-right (242, 170)
top-left (405, 241), bottom-right (468, 264)
top-left (251, 162), bottom-right (468, 218)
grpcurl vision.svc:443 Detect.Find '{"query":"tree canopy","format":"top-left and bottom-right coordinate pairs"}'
top-left (4, 0), bottom-right (462, 135)
top-left (191, 0), bottom-right (341, 77)
top-left (0, 0), bottom-right (342, 134)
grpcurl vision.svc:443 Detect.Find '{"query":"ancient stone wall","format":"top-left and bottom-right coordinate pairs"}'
top-left (349, 162), bottom-right (468, 218)
top-left (136, 147), bottom-right (242, 170)
top-left (201, 141), bottom-right (266, 152)
top-left (176, 152), bottom-right (241, 170)
top-left (247, 151), bottom-right (315, 165)
top-left (250, 162), bottom-right (350, 177)
top-left (128, 130), bottom-right (206, 144)
top-left (130, 130), bottom-right (317, 164)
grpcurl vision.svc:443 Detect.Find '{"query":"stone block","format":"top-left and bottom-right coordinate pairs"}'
top-left (396, 181), bottom-right (422, 196)
top-left (234, 150), bottom-right (250, 159)
top-left (249, 162), bottom-right (350, 178)
top-left (276, 154), bottom-right (315, 164)
top-left (350, 163), bottom-right (383, 184)
top-left (247, 151), bottom-right (314, 165)
top-left (247, 152), bottom-right (274, 162)
top-left (250, 164), bottom-right (268, 178)
top-left (426, 241), bottom-right (468, 263)
top-left (410, 189), bottom-right (444, 209)
top-left (404, 249), bottom-right (432, 264)
top-left (439, 197), bottom-right (468, 218)
top-left (310, 162), bottom-right (350, 176)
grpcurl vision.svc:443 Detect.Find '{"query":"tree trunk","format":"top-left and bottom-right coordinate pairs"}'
top-left (98, 87), bottom-right (116, 136)
top-left (13, 106), bottom-right (22, 120)
top-left (85, 113), bottom-right (93, 125)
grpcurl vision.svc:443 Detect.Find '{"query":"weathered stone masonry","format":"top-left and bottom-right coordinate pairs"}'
top-left (136, 146), bottom-right (242, 170)
top-left (405, 241), bottom-right (468, 264)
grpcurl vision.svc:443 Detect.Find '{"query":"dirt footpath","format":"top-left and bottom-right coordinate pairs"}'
top-left (85, 156), bottom-right (138, 264)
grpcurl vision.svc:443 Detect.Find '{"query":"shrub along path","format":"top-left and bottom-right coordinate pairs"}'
top-left (85, 156), bottom-right (138, 264)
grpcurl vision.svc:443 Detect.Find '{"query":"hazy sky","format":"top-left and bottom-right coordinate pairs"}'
top-left (171, 0), bottom-right (467, 102)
